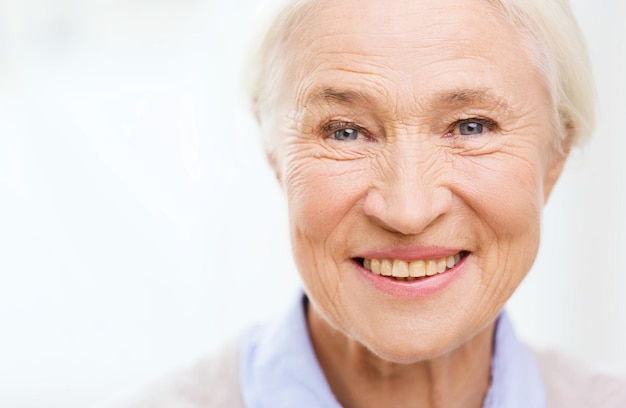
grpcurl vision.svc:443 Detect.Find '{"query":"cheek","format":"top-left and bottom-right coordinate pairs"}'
top-left (455, 142), bottom-right (544, 221)
top-left (281, 151), bottom-right (370, 319)
top-left (454, 150), bottom-right (544, 289)
top-left (473, 157), bottom-right (540, 217)
top-left (282, 147), bottom-right (370, 241)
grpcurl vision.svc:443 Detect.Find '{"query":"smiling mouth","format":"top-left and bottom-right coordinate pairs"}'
top-left (355, 251), bottom-right (469, 281)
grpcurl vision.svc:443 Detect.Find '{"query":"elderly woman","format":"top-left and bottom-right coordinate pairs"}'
top-left (104, 0), bottom-right (626, 407)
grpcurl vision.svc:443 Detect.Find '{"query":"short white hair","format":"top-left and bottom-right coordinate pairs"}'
top-left (244, 0), bottom-right (595, 151)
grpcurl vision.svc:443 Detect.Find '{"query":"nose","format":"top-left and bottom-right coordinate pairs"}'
top-left (363, 147), bottom-right (452, 236)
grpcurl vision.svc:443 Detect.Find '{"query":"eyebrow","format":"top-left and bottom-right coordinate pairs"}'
top-left (301, 86), bottom-right (511, 113)
top-left (302, 87), bottom-right (373, 109)
top-left (432, 88), bottom-right (512, 112)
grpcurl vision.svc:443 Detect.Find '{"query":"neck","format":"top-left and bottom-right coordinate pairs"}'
top-left (307, 305), bottom-right (494, 408)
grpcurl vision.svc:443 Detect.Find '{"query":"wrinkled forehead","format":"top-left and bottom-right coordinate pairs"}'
top-left (275, 0), bottom-right (537, 111)
top-left (288, 0), bottom-right (506, 46)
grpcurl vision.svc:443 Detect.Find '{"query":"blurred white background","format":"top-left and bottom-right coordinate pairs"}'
top-left (0, 1), bottom-right (624, 407)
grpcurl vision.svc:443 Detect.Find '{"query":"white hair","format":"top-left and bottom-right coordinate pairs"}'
top-left (492, 0), bottom-right (595, 146)
top-left (244, 0), bottom-right (595, 152)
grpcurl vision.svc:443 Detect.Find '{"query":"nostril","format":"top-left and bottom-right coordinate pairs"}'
top-left (362, 184), bottom-right (453, 236)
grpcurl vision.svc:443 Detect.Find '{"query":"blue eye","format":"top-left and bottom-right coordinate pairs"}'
top-left (333, 128), bottom-right (359, 141)
top-left (459, 121), bottom-right (484, 135)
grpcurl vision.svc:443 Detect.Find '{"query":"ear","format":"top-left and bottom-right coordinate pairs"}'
top-left (257, 111), bottom-right (284, 187)
top-left (266, 150), bottom-right (283, 186)
top-left (543, 131), bottom-right (572, 204)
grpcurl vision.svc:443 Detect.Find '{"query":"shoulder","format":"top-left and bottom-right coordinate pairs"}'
top-left (96, 338), bottom-right (243, 408)
top-left (532, 349), bottom-right (626, 408)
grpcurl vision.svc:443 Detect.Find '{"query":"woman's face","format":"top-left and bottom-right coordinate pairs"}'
top-left (271, 0), bottom-right (568, 363)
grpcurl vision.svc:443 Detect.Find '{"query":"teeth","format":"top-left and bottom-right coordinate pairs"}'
top-left (436, 258), bottom-right (447, 273)
top-left (361, 252), bottom-right (465, 280)
top-left (409, 260), bottom-right (426, 277)
top-left (392, 260), bottom-right (409, 277)
top-left (426, 260), bottom-right (437, 276)
top-left (381, 259), bottom-right (392, 276)
top-left (446, 256), bottom-right (455, 268)
top-left (370, 259), bottom-right (381, 275)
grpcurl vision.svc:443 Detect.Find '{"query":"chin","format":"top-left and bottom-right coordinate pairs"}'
top-left (347, 309), bottom-right (497, 365)
top-left (349, 323), bottom-right (464, 365)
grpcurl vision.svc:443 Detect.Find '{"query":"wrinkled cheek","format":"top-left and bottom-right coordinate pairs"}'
top-left (284, 163), bottom-right (339, 239)
top-left (282, 159), bottom-right (339, 292)
top-left (287, 191), bottom-right (346, 319)
top-left (483, 178), bottom-right (542, 296)
top-left (282, 153), bottom-right (369, 314)
top-left (282, 152), bottom-right (368, 240)
top-left (454, 155), bottom-right (544, 292)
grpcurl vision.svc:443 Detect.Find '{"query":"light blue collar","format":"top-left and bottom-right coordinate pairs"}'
top-left (241, 294), bottom-right (546, 408)
top-left (483, 312), bottom-right (547, 407)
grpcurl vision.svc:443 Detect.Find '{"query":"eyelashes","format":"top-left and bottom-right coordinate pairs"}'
top-left (444, 117), bottom-right (499, 139)
top-left (320, 117), bottom-right (499, 141)
top-left (322, 121), bottom-right (371, 142)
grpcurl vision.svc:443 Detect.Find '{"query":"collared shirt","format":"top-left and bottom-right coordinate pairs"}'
top-left (240, 294), bottom-right (547, 408)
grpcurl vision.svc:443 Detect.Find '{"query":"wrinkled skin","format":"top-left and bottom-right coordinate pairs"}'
top-left (266, 0), bottom-right (569, 406)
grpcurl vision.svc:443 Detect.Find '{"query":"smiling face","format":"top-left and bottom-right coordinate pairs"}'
top-left (268, 0), bottom-right (568, 363)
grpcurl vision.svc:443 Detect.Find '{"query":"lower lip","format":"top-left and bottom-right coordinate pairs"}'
top-left (355, 255), bottom-right (468, 299)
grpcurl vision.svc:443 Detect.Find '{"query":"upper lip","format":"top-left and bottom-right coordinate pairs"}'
top-left (355, 247), bottom-right (466, 261)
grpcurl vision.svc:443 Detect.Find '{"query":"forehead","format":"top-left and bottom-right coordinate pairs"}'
top-left (280, 0), bottom-right (542, 113)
